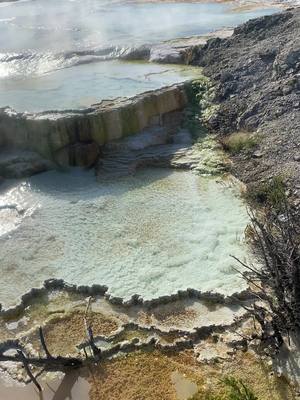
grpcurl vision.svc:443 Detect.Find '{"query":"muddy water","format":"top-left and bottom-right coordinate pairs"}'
top-left (0, 368), bottom-right (196, 400)
top-left (171, 371), bottom-right (198, 400)
top-left (0, 371), bottom-right (90, 400)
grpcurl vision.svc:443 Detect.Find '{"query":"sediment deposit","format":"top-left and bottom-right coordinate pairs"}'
top-left (0, 85), bottom-right (188, 172)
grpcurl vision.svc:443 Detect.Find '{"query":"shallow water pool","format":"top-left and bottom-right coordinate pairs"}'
top-left (0, 168), bottom-right (249, 309)
top-left (0, 0), bottom-right (277, 111)
top-left (0, 62), bottom-right (200, 112)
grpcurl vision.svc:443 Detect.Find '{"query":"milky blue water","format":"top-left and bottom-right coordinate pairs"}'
top-left (0, 0), bottom-right (277, 54)
top-left (0, 0), bottom-right (277, 111)
top-left (0, 168), bottom-right (249, 309)
top-left (0, 62), bottom-right (200, 112)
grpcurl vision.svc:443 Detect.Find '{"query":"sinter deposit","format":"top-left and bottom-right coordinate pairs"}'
top-left (0, 168), bottom-right (248, 310)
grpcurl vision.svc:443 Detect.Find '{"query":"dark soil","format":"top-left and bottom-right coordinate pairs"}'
top-left (191, 7), bottom-right (300, 206)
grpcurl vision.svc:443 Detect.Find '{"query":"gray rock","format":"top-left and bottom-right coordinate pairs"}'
top-left (120, 45), bottom-right (151, 61)
top-left (252, 150), bottom-right (264, 159)
top-left (55, 141), bottom-right (100, 168)
top-left (294, 155), bottom-right (300, 162)
top-left (191, 7), bottom-right (300, 197)
top-left (0, 150), bottom-right (53, 178)
top-left (150, 45), bottom-right (184, 64)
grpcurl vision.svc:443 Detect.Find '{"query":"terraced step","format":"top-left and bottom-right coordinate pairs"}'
top-left (96, 128), bottom-right (226, 178)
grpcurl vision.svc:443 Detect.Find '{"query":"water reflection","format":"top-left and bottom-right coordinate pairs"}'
top-left (0, 370), bottom-right (90, 400)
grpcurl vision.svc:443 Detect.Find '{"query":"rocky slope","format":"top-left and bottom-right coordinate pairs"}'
top-left (191, 7), bottom-right (300, 201)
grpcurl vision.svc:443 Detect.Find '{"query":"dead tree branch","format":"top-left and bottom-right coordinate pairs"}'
top-left (83, 297), bottom-right (101, 361)
top-left (17, 350), bottom-right (42, 392)
top-left (0, 352), bottom-right (82, 371)
top-left (39, 327), bottom-right (52, 359)
top-left (233, 195), bottom-right (300, 350)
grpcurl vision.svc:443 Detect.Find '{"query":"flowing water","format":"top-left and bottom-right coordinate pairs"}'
top-left (0, 168), bottom-right (249, 310)
top-left (0, 2), bottom-right (280, 396)
top-left (0, 0), bottom-right (278, 111)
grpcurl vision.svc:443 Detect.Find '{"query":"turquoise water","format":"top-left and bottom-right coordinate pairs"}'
top-left (0, 0), bottom-right (277, 111)
top-left (0, 168), bottom-right (249, 309)
top-left (0, 62), bottom-right (200, 112)
top-left (0, 1), bottom-right (276, 55)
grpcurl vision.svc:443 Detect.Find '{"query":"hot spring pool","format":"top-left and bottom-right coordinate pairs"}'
top-left (0, 168), bottom-right (249, 309)
top-left (0, 62), bottom-right (200, 112)
top-left (0, 0), bottom-right (277, 112)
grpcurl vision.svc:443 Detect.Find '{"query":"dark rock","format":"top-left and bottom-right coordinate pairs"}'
top-left (190, 7), bottom-right (300, 194)
top-left (121, 45), bottom-right (151, 61)
top-left (55, 141), bottom-right (100, 168)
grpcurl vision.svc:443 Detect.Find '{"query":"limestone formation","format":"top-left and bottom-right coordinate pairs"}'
top-left (0, 85), bottom-right (188, 173)
top-left (0, 150), bottom-right (53, 178)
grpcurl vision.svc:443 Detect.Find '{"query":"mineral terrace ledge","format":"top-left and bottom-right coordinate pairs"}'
top-left (0, 278), bottom-right (254, 318)
top-left (0, 84), bottom-right (189, 167)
